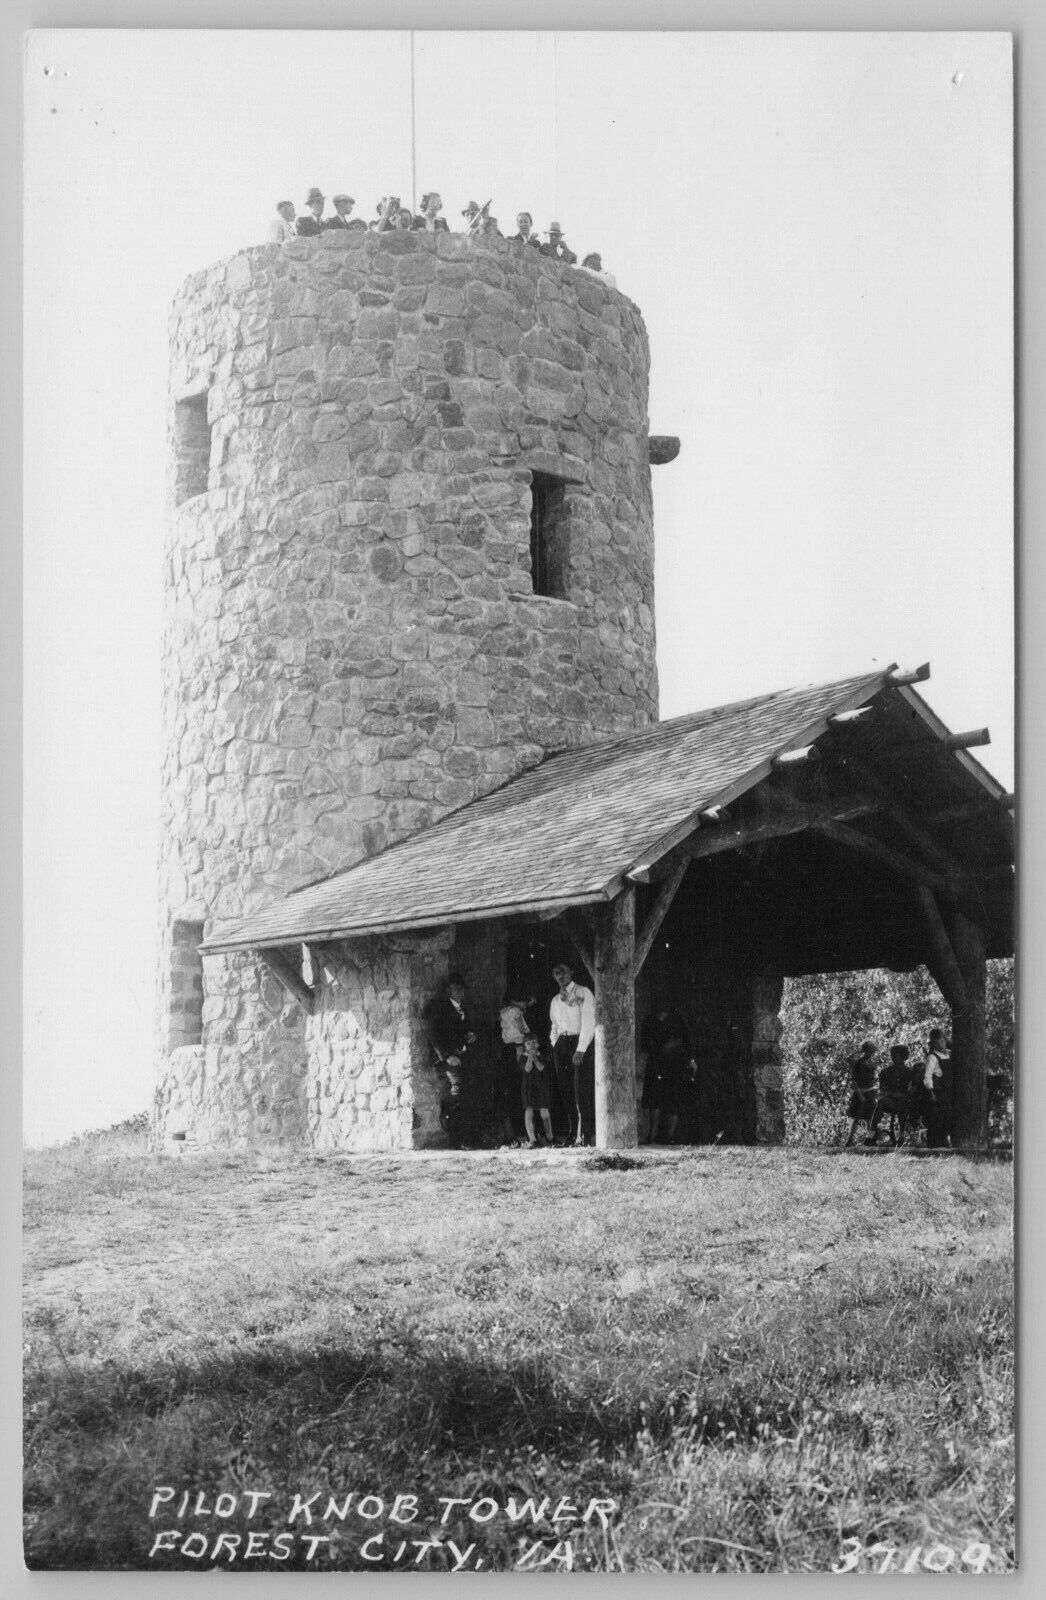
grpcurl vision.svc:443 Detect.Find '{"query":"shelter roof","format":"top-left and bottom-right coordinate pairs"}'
top-left (202, 667), bottom-right (1012, 954)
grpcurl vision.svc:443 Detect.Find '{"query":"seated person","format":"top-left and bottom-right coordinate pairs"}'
top-left (870, 1043), bottom-right (913, 1142)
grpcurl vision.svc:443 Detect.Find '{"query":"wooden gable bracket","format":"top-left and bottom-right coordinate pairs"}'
top-left (812, 819), bottom-right (959, 897)
top-left (260, 945), bottom-right (316, 1014)
top-left (561, 908), bottom-right (596, 979)
top-left (632, 858), bottom-right (690, 981)
top-left (831, 751), bottom-right (966, 880)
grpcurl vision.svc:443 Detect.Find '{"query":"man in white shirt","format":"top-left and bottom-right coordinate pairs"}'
top-left (550, 961), bottom-right (596, 1146)
top-left (267, 201), bottom-right (297, 245)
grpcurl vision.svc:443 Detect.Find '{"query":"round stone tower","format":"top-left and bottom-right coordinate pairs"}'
top-left (156, 228), bottom-right (659, 1146)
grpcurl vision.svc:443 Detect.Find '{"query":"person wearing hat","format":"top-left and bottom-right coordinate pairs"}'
top-left (267, 200), bottom-right (297, 245)
top-left (461, 200), bottom-right (490, 236)
top-left (325, 193), bottom-right (365, 231)
top-left (540, 222), bottom-right (577, 264)
top-left (296, 187), bottom-right (327, 237)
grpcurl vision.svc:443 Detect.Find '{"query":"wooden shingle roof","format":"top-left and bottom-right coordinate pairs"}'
top-left (203, 667), bottom-right (995, 953)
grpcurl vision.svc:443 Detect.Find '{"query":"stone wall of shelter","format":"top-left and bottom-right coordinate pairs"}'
top-left (158, 229), bottom-right (658, 1147)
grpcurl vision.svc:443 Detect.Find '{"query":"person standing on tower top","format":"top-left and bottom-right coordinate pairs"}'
top-left (297, 187), bottom-right (326, 236)
top-left (413, 192), bottom-right (449, 232)
top-left (325, 194), bottom-right (365, 231)
top-left (509, 212), bottom-right (541, 247)
top-left (541, 222), bottom-right (577, 264)
top-left (268, 201), bottom-right (297, 244)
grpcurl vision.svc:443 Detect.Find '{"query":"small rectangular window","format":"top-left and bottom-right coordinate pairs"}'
top-left (169, 920), bottom-right (205, 1047)
top-left (529, 472), bottom-right (569, 598)
top-left (174, 393), bottom-right (211, 504)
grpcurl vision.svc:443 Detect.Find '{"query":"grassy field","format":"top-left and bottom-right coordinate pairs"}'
top-left (23, 1126), bottom-right (1014, 1573)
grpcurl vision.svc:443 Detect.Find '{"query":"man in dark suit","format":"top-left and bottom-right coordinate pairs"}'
top-left (297, 187), bottom-right (326, 236)
top-left (541, 221), bottom-right (578, 264)
top-left (427, 973), bottom-right (480, 1146)
top-left (325, 193), bottom-right (365, 230)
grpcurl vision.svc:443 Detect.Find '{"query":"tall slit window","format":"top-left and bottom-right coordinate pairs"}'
top-left (169, 920), bottom-right (205, 1047)
top-left (173, 392), bottom-right (212, 504)
top-left (529, 472), bottom-right (569, 598)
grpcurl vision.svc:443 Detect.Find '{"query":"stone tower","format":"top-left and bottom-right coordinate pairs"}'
top-left (156, 228), bottom-right (659, 1147)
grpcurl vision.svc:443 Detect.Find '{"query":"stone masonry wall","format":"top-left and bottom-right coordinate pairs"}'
top-left (306, 931), bottom-right (452, 1152)
top-left (159, 230), bottom-right (658, 1147)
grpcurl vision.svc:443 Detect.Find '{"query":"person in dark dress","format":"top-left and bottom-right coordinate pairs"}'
top-left (641, 1007), bottom-right (696, 1143)
top-left (844, 1041), bottom-right (879, 1146)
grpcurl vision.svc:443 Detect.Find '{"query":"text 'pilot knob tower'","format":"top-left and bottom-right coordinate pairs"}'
top-left (158, 227), bottom-right (661, 1145)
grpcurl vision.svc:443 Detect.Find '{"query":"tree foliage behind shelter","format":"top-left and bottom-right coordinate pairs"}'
top-left (780, 959), bottom-right (1014, 1145)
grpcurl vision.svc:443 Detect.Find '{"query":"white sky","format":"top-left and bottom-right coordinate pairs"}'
top-left (22, 29), bottom-right (1014, 1146)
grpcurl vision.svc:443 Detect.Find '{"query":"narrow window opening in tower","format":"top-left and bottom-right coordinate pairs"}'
top-left (529, 472), bottom-right (569, 598)
top-left (173, 393), bottom-right (211, 504)
top-left (169, 920), bottom-right (205, 1047)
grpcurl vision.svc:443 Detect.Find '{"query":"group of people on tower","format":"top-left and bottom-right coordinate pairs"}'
top-left (267, 188), bottom-right (616, 283)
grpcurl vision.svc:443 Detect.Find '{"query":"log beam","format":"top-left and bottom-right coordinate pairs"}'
top-left (948, 911), bottom-right (989, 1149)
top-left (673, 801), bottom-right (877, 866)
top-left (813, 820), bottom-right (957, 895)
top-left (260, 946), bottom-right (315, 1013)
top-left (593, 887), bottom-right (638, 1149)
top-left (632, 859), bottom-right (689, 979)
top-left (836, 752), bottom-right (965, 878)
top-left (916, 887), bottom-right (969, 1011)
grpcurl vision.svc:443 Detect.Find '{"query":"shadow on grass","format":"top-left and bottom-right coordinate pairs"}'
top-left (25, 1325), bottom-right (858, 1571)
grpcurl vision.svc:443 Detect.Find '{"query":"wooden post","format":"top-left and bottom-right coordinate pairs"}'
top-left (948, 911), bottom-right (988, 1149)
top-left (593, 886), bottom-right (638, 1149)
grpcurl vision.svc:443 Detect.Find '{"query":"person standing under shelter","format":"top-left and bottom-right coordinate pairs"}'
top-left (550, 960), bottom-right (596, 1146)
top-left (921, 1028), bottom-right (952, 1148)
top-left (844, 1040), bottom-right (879, 1146)
top-left (427, 972), bottom-right (478, 1144)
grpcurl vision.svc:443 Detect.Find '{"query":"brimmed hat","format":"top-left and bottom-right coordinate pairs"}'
top-left (332, 193), bottom-right (354, 205)
top-left (461, 200), bottom-right (480, 216)
top-left (306, 186), bottom-right (325, 204)
top-left (548, 221), bottom-right (564, 234)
